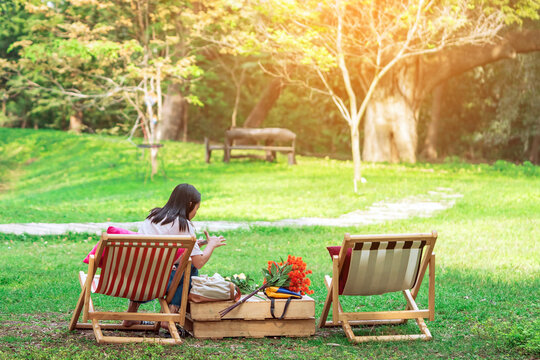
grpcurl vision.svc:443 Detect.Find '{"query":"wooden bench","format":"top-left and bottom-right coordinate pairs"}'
top-left (205, 128), bottom-right (297, 165)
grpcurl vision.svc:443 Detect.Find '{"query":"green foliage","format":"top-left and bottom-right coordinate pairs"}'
top-left (262, 260), bottom-right (292, 288)
top-left (1, 0), bottom-right (539, 162)
top-left (0, 0), bottom-right (206, 134)
top-left (227, 273), bottom-right (259, 293)
top-left (266, 82), bottom-right (351, 157)
top-left (418, 53), bottom-right (540, 162)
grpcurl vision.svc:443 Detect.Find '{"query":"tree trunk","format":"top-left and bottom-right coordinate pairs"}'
top-left (422, 83), bottom-right (445, 160)
top-left (150, 147), bottom-right (159, 179)
top-left (243, 78), bottom-right (284, 128)
top-left (1, 97), bottom-right (5, 119)
top-left (159, 84), bottom-right (188, 141)
top-left (182, 105), bottom-right (188, 142)
top-left (530, 133), bottom-right (540, 164)
top-left (363, 85), bottom-right (417, 163)
top-left (350, 126), bottom-right (362, 192)
top-left (363, 30), bottom-right (540, 163)
top-left (69, 110), bottom-right (83, 133)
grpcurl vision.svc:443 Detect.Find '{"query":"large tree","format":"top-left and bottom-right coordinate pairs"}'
top-left (2, 0), bottom-right (204, 177)
top-left (239, 0), bottom-right (540, 190)
top-left (421, 52), bottom-right (540, 163)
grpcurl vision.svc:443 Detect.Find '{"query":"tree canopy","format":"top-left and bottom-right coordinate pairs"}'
top-left (1, 0), bottom-right (539, 178)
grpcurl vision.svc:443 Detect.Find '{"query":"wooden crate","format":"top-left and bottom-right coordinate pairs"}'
top-left (186, 293), bottom-right (315, 339)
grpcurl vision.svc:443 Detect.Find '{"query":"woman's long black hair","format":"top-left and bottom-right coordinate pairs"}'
top-left (147, 183), bottom-right (201, 232)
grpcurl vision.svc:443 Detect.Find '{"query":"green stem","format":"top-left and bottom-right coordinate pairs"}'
top-left (219, 284), bottom-right (267, 318)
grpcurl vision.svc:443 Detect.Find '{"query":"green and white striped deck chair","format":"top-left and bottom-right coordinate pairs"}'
top-left (318, 231), bottom-right (437, 343)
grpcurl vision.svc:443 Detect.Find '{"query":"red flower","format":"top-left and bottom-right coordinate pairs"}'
top-left (265, 255), bottom-right (314, 296)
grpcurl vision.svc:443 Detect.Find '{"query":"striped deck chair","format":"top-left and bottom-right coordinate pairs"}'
top-left (69, 233), bottom-right (196, 344)
top-left (318, 231), bottom-right (437, 343)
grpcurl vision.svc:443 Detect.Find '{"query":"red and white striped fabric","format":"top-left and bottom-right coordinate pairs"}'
top-left (80, 272), bottom-right (100, 293)
top-left (93, 241), bottom-right (179, 302)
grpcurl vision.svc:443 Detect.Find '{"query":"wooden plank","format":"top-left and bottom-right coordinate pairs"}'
top-left (191, 318), bottom-right (315, 339)
top-left (225, 128), bottom-right (296, 142)
top-left (317, 275), bottom-right (333, 328)
top-left (403, 290), bottom-right (419, 311)
top-left (229, 154), bottom-right (266, 160)
top-left (189, 295), bottom-right (315, 321)
top-left (348, 233), bottom-right (436, 242)
top-left (332, 255), bottom-right (340, 323)
top-left (75, 323), bottom-right (157, 331)
top-left (207, 145), bottom-right (294, 152)
top-left (322, 319), bottom-right (405, 327)
top-left (104, 234), bottom-right (195, 241)
top-left (341, 310), bottom-right (430, 321)
top-left (97, 335), bottom-right (181, 345)
top-left (349, 334), bottom-right (429, 343)
top-left (89, 312), bottom-right (181, 322)
top-left (429, 254), bottom-right (435, 321)
top-left (228, 145), bottom-right (293, 151)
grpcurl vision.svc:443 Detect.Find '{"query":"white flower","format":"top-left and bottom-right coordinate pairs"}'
top-left (238, 273), bottom-right (246, 280)
top-left (233, 274), bottom-right (238, 279)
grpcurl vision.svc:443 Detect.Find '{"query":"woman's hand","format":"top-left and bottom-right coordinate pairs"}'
top-left (191, 230), bottom-right (226, 269)
top-left (204, 230), bottom-right (226, 248)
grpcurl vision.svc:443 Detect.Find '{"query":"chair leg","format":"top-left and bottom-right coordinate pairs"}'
top-left (318, 276), bottom-right (333, 328)
top-left (341, 319), bottom-right (356, 342)
top-left (91, 319), bottom-right (104, 343)
top-left (341, 315), bottom-right (432, 343)
top-left (160, 298), bottom-right (182, 344)
top-left (69, 287), bottom-right (86, 331)
top-left (415, 317), bottom-right (432, 340)
top-left (320, 275), bottom-right (350, 327)
top-left (341, 316), bottom-right (433, 343)
top-left (87, 308), bottom-right (183, 345)
top-left (331, 289), bottom-right (433, 343)
top-left (177, 263), bottom-right (192, 328)
top-left (70, 271), bottom-right (94, 330)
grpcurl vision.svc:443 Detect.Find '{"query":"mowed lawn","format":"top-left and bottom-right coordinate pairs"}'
top-left (0, 128), bottom-right (538, 359)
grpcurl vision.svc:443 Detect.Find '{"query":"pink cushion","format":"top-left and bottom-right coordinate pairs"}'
top-left (83, 227), bottom-right (137, 266)
top-left (83, 226), bottom-right (186, 267)
top-left (326, 246), bottom-right (352, 295)
top-left (106, 226), bottom-right (138, 235)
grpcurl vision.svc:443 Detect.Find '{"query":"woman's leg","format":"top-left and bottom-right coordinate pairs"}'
top-left (161, 264), bottom-right (198, 329)
top-left (122, 300), bottom-right (141, 327)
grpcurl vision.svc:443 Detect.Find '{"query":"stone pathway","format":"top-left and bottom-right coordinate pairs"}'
top-left (0, 188), bottom-right (462, 236)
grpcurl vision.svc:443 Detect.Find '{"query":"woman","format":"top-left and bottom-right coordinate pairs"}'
top-left (123, 183), bottom-right (226, 331)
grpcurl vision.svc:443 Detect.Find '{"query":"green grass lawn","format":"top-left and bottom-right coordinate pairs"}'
top-left (0, 128), bottom-right (539, 359)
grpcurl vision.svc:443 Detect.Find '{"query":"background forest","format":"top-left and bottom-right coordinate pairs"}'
top-left (0, 0), bottom-right (539, 165)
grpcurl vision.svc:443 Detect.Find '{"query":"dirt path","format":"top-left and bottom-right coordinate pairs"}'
top-left (0, 188), bottom-right (462, 235)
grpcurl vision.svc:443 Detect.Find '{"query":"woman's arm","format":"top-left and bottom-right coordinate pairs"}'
top-left (191, 233), bottom-right (226, 269)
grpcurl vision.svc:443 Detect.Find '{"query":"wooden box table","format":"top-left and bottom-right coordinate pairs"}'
top-left (185, 294), bottom-right (315, 339)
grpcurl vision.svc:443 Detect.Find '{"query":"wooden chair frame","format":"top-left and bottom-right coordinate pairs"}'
top-left (69, 233), bottom-right (196, 344)
top-left (318, 231), bottom-right (437, 343)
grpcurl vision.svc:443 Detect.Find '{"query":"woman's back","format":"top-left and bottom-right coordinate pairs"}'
top-left (139, 218), bottom-right (203, 256)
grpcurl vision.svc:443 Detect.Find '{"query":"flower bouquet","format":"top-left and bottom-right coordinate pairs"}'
top-left (219, 255), bottom-right (313, 318)
top-left (226, 273), bottom-right (267, 300)
top-left (269, 255), bottom-right (314, 296)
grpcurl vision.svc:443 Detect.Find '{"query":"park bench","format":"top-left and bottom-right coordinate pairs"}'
top-left (205, 128), bottom-right (297, 165)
